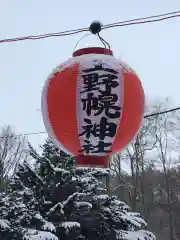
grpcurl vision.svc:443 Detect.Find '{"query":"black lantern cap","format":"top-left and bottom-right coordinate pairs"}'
top-left (89, 21), bottom-right (102, 35)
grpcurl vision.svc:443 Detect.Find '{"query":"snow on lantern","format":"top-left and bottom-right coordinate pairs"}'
top-left (41, 22), bottom-right (145, 168)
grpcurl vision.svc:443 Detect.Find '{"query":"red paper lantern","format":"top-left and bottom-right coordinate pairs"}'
top-left (41, 47), bottom-right (145, 168)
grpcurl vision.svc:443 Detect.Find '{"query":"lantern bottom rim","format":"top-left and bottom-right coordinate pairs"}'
top-left (76, 155), bottom-right (109, 168)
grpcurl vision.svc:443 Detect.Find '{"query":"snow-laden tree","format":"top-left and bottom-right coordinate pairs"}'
top-left (0, 139), bottom-right (156, 239)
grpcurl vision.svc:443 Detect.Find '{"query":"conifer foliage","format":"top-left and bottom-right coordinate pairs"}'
top-left (0, 139), bottom-right (156, 240)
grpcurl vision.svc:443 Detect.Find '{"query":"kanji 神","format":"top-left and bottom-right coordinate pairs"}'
top-left (79, 117), bottom-right (117, 140)
top-left (80, 65), bottom-right (119, 94)
top-left (81, 91), bottom-right (121, 118)
top-left (79, 139), bottom-right (112, 154)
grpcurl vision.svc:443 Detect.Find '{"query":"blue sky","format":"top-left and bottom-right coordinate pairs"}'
top-left (0, 0), bottom-right (180, 150)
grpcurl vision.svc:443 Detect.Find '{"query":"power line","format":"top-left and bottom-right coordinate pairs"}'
top-left (104, 10), bottom-right (180, 27)
top-left (0, 106), bottom-right (180, 139)
top-left (144, 106), bottom-right (180, 118)
top-left (0, 10), bottom-right (180, 44)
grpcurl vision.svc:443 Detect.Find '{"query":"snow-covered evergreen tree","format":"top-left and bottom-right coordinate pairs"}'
top-left (0, 139), bottom-right (156, 240)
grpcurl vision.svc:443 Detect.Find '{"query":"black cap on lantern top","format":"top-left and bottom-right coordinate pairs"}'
top-left (89, 21), bottom-right (102, 34)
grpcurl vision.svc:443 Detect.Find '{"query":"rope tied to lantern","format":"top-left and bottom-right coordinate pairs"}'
top-left (73, 21), bottom-right (111, 53)
top-left (89, 21), bottom-right (111, 49)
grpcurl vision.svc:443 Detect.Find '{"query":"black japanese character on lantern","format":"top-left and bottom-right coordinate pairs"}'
top-left (81, 92), bottom-right (99, 116)
top-left (81, 73), bottom-right (99, 93)
top-left (79, 139), bottom-right (112, 154)
top-left (79, 117), bottom-right (117, 141)
top-left (97, 91), bottom-right (121, 118)
top-left (79, 140), bottom-right (95, 154)
top-left (80, 65), bottom-right (119, 94)
top-left (81, 91), bottom-right (121, 119)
